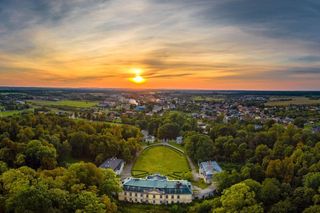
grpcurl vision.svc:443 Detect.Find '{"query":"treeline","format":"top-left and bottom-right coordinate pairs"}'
top-left (0, 113), bottom-right (142, 170)
top-left (185, 120), bottom-right (320, 212)
top-left (122, 111), bottom-right (197, 139)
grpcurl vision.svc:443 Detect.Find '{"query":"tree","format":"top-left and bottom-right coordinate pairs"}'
top-left (303, 205), bottom-right (320, 213)
top-left (255, 144), bottom-right (271, 163)
top-left (260, 178), bottom-right (281, 205)
top-left (294, 117), bottom-right (306, 128)
top-left (158, 123), bottom-right (180, 139)
top-left (5, 183), bottom-right (53, 213)
top-left (71, 191), bottom-right (106, 213)
top-left (69, 131), bottom-right (89, 157)
top-left (266, 157), bottom-right (294, 183)
top-left (24, 140), bottom-right (57, 169)
top-left (213, 182), bottom-right (263, 213)
top-left (269, 199), bottom-right (294, 213)
top-left (291, 187), bottom-right (316, 212)
top-left (303, 172), bottom-right (320, 190)
top-left (0, 161), bottom-right (8, 175)
top-left (185, 133), bottom-right (213, 161)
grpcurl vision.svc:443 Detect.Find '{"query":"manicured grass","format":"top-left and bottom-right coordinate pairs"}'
top-left (28, 100), bottom-right (98, 108)
top-left (168, 141), bottom-right (186, 152)
top-left (265, 97), bottom-right (320, 106)
top-left (132, 146), bottom-right (190, 178)
top-left (119, 203), bottom-right (171, 213)
top-left (191, 179), bottom-right (209, 189)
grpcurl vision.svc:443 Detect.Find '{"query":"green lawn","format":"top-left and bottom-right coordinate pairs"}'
top-left (168, 141), bottom-right (186, 152)
top-left (28, 100), bottom-right (98, 108)
top-left (265, 97), bottom-right (320, 106)
top-left (0, 109), bottom-right (34, 117)
top-left (132, 146), bottom-right (190, 178)
top-left (119, 203), bottom-right (171, 213)
top-left (191, 179), bottom-right (209, 189)
top-left (193, 96), bottom-right (224, 102)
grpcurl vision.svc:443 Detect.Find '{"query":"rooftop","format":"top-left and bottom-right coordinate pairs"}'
top-left (199, 161), bottom-right (222, 176)
top-left (99, 157), bottom-right (124, 171)
top-left (122, 174), bottom-right (192, 194)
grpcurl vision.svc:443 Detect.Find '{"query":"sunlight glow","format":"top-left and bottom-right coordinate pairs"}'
top-left (130, 68), bottom-right (146, 84)
top-left (131, 75), bottom-right (146, 84)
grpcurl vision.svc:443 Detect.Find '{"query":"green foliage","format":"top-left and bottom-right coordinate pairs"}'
top-left (185, 132), bottom-right (213, 162)
top-left (25, 140), bottom-right (57, 169)
top-left (303, 172), bottom-right (320, 190)
top-left (0, 162), bottom-right (120, 213)
top-left (158, 123), bottom-right (180, 139)
top-left (213, 182), bottom-right (263, 213)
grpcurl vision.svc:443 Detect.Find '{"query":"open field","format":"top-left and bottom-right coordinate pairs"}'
top-left (28, 100), bottom-right (98, 108)
top-left (265, 97), bottom-right (320, 106)
top-left (132, 146), bottom-right (189, 178)
top-left (193, 96), bottom-right (224, 102)
top-left (0, 109), bottom-right (34, 117)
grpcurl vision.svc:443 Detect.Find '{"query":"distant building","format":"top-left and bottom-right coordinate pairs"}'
top-left (135, 106), bottom-right (146, 111)
top-left (152, 105), bottom-right (162, 113)
top-left (199, 161), bottom-right (222, 183)
top-left (141, 130), bottom-right (155, 143)
top-left (118, 174), bottom-right (193, 204)
top-left (99, 157), bottom-right (124, 175)
top-left (176, 136), bottom-right (183, 144)
top-left (312, 126), bottom-right (320, 133)
top-left (254, 124), bottom-right (263, 131)
top-left (145, 135), bottom-right (155, 143)
top-left (129, 99), bottom-right (138, 105)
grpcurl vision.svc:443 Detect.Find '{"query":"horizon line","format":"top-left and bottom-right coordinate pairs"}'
top-left (1, 85), bottom-right (320, 92)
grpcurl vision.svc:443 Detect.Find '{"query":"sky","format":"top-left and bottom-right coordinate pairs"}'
top-left (0, 0), bottom-right (320, 90)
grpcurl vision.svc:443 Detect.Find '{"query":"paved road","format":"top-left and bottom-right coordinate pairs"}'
top-left (120, 146), bottom-right (146, 180)
top-left (193, 185), bottom-right (216, 199)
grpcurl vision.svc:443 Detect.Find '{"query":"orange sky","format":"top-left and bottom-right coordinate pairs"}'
top-left (1, 0), bottom-right (320, 90)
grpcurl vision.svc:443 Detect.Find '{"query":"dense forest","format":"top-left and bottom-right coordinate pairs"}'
top-left (1, 112), bottom-right (320, 212)
top-left (0, 113), bottom-right (141, 212)
top-left (186, 120), bottom-right (320, 212)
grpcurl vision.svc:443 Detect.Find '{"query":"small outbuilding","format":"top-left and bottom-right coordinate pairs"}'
top-left (99, 157), bottom-right (125, 175)
top-left (199, 161), bottom-right (222, 184)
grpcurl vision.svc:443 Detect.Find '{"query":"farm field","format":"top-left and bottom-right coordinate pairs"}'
top-left (193, 96), bottom-right (224, 102)
top-left (132, 146), bottom-right (189, 178)
top-left (28, 100), bottom-right (98, 108)
top-left (265, 97), bottom-right (320, 106)
top-left (0, 109), bottom-right (34, 117)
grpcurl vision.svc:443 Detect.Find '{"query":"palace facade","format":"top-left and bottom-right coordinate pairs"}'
top-left (118, 174), bottom-right (193, 204)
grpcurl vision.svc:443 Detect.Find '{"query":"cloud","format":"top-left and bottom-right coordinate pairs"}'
top-left (200, 0), bottom-right (320, 43)
top-left (0, 0), bottom-right (320, 89)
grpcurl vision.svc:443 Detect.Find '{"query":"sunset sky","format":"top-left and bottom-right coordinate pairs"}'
top-left (0, 0), bottom-right (320, 90)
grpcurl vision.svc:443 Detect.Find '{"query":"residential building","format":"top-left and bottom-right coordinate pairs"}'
top-left (176, 136), bottom-right (183, 144)
top-left (199, 161), bottom-right (222, 183)
top-left (99, 157), bottom-right (124, 175)
top-left (118, 174), bottom-right (192, 204)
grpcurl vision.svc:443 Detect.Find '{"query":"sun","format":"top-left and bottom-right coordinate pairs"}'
top-left (130, 68), bottom-right (146, 84)
top-left (132, 75), bottom-right (145, 84)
